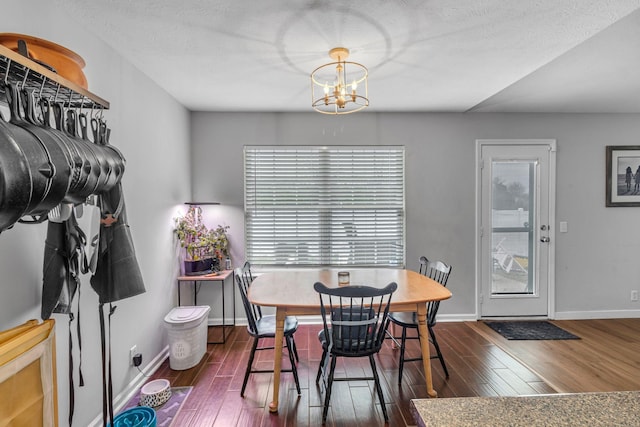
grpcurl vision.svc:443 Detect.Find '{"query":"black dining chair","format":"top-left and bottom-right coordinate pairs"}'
top-left (314, 281), bottom-right (398, 424)
top-left (239, 261), bottom-right (299, 362)
top-left (234, 267), bottom-right (300, 397)
top-left (388, 257), bottom-right (452, 385)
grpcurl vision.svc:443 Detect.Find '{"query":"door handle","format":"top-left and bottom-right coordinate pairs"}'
top-left (540, 236), bottom-right (550, 243)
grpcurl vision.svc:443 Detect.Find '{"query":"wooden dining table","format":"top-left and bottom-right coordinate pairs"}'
top-left (248, 268), bottom-right (452, 413)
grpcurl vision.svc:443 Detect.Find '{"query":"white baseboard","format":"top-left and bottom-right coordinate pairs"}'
top-left (294, 315), bottom-right (324, 325)
top-left (231, 313), bottom-right (478, 326)
top-left (437, 313), bottom-right (478, 322)
top-left (225, 315), bottom-right (324, 326)
top-left (211, 310), bottom-right (640, 328)
top-left (553, 309), bottom-right (640, 320)
top-left (437, 311), bottom-right (640, 322)
top-left (87, 346), bottom-right (169, 427)
top-left (207, 318), bottom-right (237, 326)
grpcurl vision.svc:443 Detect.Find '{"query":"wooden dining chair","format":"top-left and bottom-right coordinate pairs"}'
top-left (234, 268), bottom-right (300, 397)
top-left (388, 257), bottom-right (452, 384)
top-left (314, 281), bottom-right (398, 424)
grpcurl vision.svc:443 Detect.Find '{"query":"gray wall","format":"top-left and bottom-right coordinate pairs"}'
top-left (191, 112), bottom-right (640, 319)
top-left (1, 2), bottom-right (190, 425)
top-left (3, 3), bottom-right (640, 424)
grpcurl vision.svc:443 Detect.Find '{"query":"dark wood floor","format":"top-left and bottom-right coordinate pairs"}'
top-left (149, 321), bottom-right (564, 426)
top-left (147, 318), bottom-right (640, 426)
top-left (468, 318), bottom-right (640, 393)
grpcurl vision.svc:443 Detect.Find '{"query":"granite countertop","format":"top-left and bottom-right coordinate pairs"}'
top-left (411, 391), bottom-right (640, 427)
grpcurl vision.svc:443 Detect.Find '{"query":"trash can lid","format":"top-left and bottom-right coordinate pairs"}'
top-left (164, 306), bottom-right (210, 324)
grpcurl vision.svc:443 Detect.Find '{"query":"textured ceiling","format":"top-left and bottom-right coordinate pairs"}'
top-left (57, 0), bottom-right (640, 113)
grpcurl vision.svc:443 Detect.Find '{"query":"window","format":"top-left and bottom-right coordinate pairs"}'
top-left (244, 146), bottom-right (405, 267)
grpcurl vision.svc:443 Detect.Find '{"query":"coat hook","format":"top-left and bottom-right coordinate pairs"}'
top-left (38, 76), bottom-right (47, 99)
top-left (53, 83), bottom-right (60, 103)
top-left (21, 68), bottom-right (30, 88)
top-left (2, 59), bottom-right (10, 84)
top-left (66, 88), bottom-right (73, 107)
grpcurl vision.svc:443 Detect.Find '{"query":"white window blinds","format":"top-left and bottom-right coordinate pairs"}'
top-left (244, 146), bottom-right (405, 267)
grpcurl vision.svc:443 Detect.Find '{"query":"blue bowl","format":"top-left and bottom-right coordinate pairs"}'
top-left (108, 406), bottom-right (156, 427)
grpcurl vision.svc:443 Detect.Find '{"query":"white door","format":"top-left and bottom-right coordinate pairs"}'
top-left (477, 140), bottom-right (556, 317)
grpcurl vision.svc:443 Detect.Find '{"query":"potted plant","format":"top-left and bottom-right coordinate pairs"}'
top-left (174, 205), bottom-right (230, 275)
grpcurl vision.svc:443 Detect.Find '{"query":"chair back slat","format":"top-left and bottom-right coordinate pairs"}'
top-left (242, 261), bottom-right (254, 282)
top-left (314, 282), bottom-right (397, 357)
top-left (420, 259), bottom-right (452, 326)
top-left (418, 255), bottom-right (430, 276)
top-left (235, 267), bottom-right (260, 335)
top-left (241, 261), bottom-right (262, 319)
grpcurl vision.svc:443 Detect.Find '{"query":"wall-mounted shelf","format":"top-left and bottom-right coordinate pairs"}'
top-left (0, 44), bottom-right (109, 110)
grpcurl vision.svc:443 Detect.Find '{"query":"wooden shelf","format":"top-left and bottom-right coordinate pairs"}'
top-left (0, 44), bottom-right (109, 110)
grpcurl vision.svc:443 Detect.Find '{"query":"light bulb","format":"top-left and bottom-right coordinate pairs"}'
top-left (352, 80), bottom-right (358, 91)
top-left (323, 83), bottom-right (329, 95)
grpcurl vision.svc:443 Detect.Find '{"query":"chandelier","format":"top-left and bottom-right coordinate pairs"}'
top-left (311, 47), bottom-right (369, 114)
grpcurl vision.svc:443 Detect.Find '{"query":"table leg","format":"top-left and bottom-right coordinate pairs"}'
top-left (231, 271), bottom-right (236, 328)
top-left (206, 277), bottom-right (229, 345)
top-left (221, 276), bottom-right (226, 343)
top-left (269, 308), bottom-right (286, 413)
top-left (416, 304), bottom-right (437, 398)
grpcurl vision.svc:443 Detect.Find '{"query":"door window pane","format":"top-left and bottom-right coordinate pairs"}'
top-left (491, 161), bottom-right (535, 295)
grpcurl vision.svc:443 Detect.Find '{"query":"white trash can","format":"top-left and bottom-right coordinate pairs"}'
top-left (164, 305), bottom-right (210, 370)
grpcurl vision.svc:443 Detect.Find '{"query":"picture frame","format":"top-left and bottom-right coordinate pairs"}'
top-left (606, 145), bottom-right (640, 207)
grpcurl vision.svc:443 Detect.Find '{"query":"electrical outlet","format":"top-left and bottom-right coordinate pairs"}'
top-left (133, 353), bottom-right (143, 367)
top-left (129, 345), bottom-right (137, 366)
top-left (631, 290), bottom-right (638, 302)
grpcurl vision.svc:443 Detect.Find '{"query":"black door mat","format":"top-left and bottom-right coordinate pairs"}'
top-left (484, 321), bottom-right (580, 340)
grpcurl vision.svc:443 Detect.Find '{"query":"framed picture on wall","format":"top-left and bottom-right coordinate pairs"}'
top-left (606, 145), bottom-right (640, 207)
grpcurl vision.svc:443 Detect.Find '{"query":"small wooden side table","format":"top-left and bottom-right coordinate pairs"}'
top-left (177, 270), bottom-right (235, 344)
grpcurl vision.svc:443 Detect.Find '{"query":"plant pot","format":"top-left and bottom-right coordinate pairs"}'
top-left (184, 257), bottom-right (219, 276)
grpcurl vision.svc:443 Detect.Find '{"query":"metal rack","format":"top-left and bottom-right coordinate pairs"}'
top-left (0, 44), bottom-right (109, 110)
